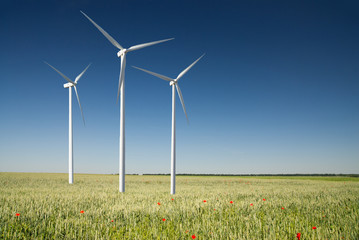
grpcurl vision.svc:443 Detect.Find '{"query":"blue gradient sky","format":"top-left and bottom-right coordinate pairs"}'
top-left (1, 0), bottom-right (358, 174)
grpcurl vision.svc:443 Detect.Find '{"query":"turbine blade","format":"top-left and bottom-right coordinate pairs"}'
top-left (176, 84), bottom-right (189, 123)
top-left (127, 38), bottom-right (174, 52)
top-left (73, 86), bottom-right (85, 126)
top-left (117, 54), bottom-right (126, 104)
top-left (80, 11), bottom-right (124, 50)
top-left (44, 61), bottom-right (74, 84)
top-left (75, 63), bottom-right (91, 83)
top-left (132, 66), bottom-right (173, 82)
top-left (176, 53), bottom-right (205, 81)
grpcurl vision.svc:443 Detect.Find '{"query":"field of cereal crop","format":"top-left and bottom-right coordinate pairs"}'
top-left (1, 173), bottom-right (358, 239)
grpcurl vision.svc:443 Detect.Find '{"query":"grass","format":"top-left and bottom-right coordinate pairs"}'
top-left (238, 175), bottom-right (359, 182)
top-left (1, 172), bottom-right (358, 239)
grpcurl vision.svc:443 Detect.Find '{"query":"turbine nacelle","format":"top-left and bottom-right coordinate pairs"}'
top-left (63, 82), bottom-right (76, 88)
top-left (117, 49), bottom-right (127, 57)
top-left (169, 81), bottom-right (177, 86)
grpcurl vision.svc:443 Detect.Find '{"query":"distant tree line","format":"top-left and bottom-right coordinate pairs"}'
top-left (121, 173), bottom-right (359, 177)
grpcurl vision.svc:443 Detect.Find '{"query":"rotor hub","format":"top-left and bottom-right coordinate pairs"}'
top-left (117, 49), bottom-right (127, 57)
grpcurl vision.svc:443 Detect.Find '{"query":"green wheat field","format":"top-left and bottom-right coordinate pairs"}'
top-left (1, 173), bottom-right (358, 239)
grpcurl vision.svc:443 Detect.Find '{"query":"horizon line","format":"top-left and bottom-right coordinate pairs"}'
top-left (1, 172), bottom-right (358, 177)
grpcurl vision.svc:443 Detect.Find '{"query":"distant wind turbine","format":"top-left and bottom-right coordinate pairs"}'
top-left (133, 54), bottom-right (204, 194)
top-left (80, 10), bottom-right (173, 192)
top-left (45, 62), bottom-right (90, 184)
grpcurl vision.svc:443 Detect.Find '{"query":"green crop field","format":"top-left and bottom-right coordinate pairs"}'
top-left (1, 173), bottom-right (358, 239)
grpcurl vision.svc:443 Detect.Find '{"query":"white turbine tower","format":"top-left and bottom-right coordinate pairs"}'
top-left (45, 62), bottom-right (90, 184)
top-left (80, 11), bottom-right (173, 192)
top-left (133, 54), bottom-right (204, 194)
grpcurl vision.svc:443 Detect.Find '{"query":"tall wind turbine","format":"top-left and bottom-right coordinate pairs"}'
top-left (45, 62), bottom-right (90, 184)
top-left (133, 54), bottom-right (204, 194)
top-left (80, 11), bottom-right (173, 192)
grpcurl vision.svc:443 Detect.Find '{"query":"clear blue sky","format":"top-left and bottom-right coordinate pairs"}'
top-left (1, 0), bottom-right (358, 174)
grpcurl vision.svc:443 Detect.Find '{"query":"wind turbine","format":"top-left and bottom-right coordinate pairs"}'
top-left (45, 62), bottom-right (90, 184)
top-left (133, 54), bottom-right (204, 194)
top-left (80, 11), bottom-right (173, 192)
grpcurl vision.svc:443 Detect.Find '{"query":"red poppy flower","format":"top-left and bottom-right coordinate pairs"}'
top-left (162, 218), bottom-right (166, 221)
top-left (15, 213), bottom-right (20, 216)
top-left (171, 198), bottom-right (174, 201)
top-left (213, 209), bottom-right (216, 211)
top-left (312, 226), bottom-right (317, 229)
top-left (191, 235), bottom-right (196, 239)
top-left (230, 201), bottom-right (233, 204)
top-left (80, 210), bottom-right (84, 214)
top-left (203, 200), bottom-right (207, 203)
top-left (263, 198), bottom-right (266, 201)
top-left (111, 220), bottom-right (114, 222)
top-left (250, 203), bottom-right (253, 206)
top-left (281, 207), bottom-right (285, 210)
top-left (157, 202), bottom-right (161, 205)
top-left (296, 233), bottom-right (301, 240)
